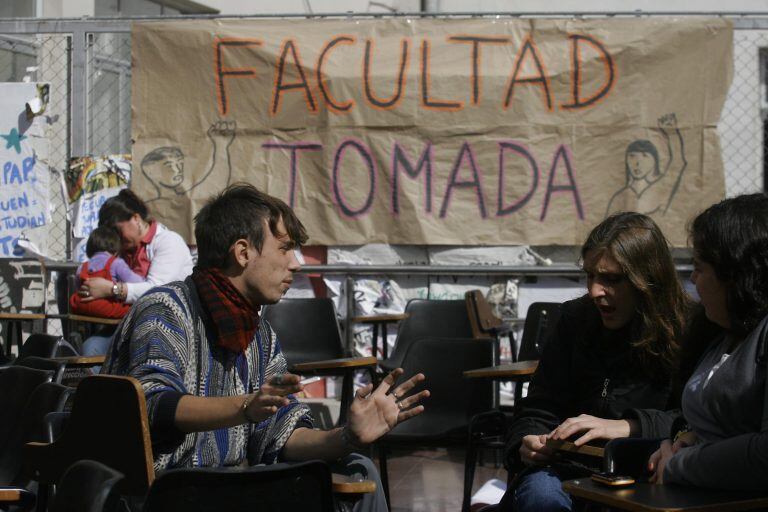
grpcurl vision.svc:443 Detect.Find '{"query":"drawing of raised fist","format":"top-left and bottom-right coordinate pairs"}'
top-left (658, 113), bottom-right (678, 130)
top-left (207, 120), bottom-right (236, 149)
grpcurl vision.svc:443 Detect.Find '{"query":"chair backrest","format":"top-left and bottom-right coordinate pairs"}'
top-left (465, 290), bottom-right (503, 339)
top-left (0, 381), bottom-right (72, 486)
top-left (18, 334), bottom-right (79, 361)
top-left (51, 460), bottom-right (125, 512)
top-left (262, 298), bottom-right (344, 365)
top-left (384, 300), bottom-right (474, 369)
top-left (0, 366), bottom-right (55, 484)
top-left (14, 356), bottom-right (67, 383)
top-left (143, 460), bottom-right (335, 512)
top-left (386, 336), bottom-right (494, 440)
top-left (24, 375), bottom-right (155, 496)
top-left (517, 302), bottom-right (562, 362)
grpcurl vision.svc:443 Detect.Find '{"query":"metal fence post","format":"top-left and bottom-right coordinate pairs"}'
top-left (71, 28), bottom-right (87, 158)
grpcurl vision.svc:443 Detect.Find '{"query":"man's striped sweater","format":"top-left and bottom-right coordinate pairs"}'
top-left (103, 276), bottom-right (312, 471)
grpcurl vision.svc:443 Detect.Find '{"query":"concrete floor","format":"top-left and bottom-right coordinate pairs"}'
top-left (304, 399), bottom-right (508, 511)
top-left (384, 446), bottom-right (506, 512)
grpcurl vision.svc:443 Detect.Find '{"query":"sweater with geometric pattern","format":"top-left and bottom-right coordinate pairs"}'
top-left (103, 276), bottom-right (312, 471)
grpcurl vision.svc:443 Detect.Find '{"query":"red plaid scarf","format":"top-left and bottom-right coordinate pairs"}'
top-left (191, 267), bottom-right (260, 354)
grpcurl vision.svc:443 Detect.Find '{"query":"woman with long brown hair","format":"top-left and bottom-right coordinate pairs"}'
top-left (498, 212), bottom-right (690, 512)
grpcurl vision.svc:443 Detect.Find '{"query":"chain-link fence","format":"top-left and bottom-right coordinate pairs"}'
top-left (0, 15), bottom-right (766, 267)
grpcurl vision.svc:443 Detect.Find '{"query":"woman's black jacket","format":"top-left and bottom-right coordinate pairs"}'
top-left (504, 295), bottom-right (673, 472)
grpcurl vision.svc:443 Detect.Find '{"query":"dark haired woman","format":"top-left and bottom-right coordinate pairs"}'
top-left (498, 212), bottom-right (690, 512)
top-left (645, 194), bottom-right (768, 490)
top-left (79, 189), bottom-right (193, 357)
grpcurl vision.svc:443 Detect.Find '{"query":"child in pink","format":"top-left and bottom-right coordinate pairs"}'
top-left (69, 226), bottom-right (144, 318)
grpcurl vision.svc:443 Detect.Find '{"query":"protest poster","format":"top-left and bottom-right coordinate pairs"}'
top-left (65, 155), bottom-right (131, 262)
top-left (132, 18), bottom-right (732, 246)
top-left (0, 83), bottom-right (50, 257)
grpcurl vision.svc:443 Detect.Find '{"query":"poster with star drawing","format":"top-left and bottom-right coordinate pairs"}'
top-left (0, 83), bottom-right (50, 258)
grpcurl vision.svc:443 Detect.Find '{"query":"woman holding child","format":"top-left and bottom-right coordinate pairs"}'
top-left (498, 212), bottom-right (691, 512)
top-left (78, 189), bottom-right (193, 356)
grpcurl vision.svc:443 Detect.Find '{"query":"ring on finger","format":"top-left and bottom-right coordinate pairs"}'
top-left (391, 391), bottom-right (400, 400)
top-left (397, 401), bottom-right (404, 411)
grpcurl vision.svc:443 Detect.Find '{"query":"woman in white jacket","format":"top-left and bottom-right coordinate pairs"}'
top-left (78, 189), bottom-right (193, 358)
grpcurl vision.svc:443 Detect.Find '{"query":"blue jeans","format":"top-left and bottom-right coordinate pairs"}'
top-left (330, 453), bottom-right (388, 512)
top-left (81, 333), bottom-right (114, 373)
top-left (498, 467), bottom-right (573, 512)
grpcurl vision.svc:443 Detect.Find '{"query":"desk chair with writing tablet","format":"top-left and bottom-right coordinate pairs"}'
top-left (461, 301), bottom-right (562, 512)
top-left (563, 478), bottom-right (768, 512)
top-left (144, 461), bottom-right (336, 512)
top-left (24, 375), bottom-right (156, 508)
top-left (0, 368), bottom-right (64, 510)
top-left (378, 336), bottom-right (494, 508)
top-left (261, 298), bottom-right (377, 425)
top-left (50, 459), bottom-right (126, 512)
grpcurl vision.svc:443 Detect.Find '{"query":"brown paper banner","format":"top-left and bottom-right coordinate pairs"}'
top-left (131, 17), bottom-right (732, 246)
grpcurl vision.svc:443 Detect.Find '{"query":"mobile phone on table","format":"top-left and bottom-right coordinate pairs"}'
top-left (590, 472), bottom-right (635, 487)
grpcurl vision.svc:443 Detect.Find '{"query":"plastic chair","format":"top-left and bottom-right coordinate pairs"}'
top-left (50, 460), bottom-right (125, 512)
top-left (377, 336), bottom-right (494, 507)
top-left (461, 301), bottom-right (562, 512)
top-left (0, 366), bottom-right (53, 459)
top-left (24, 375), bottom-right (155, 503)
top-left (380, 299), bottom-right (474, 373)
top-left (0, 381), bottom-right (71, 490)
top-left (465, 290), bottom-right (512, 350)
top-left (0, 334), bottom-right (79, 367)
top-left (262, 298), bottom-right (377, 424)
top-left (517, 302), bottom-right (562, 362)
top-left (143, 460), bottom-right (335, 512)
top-left (15, 357), bottom-right (68, 383)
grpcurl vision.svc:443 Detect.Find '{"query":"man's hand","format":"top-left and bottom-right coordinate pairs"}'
top-left (242, 373), bottom-right (304, 424)
top-left (548, 414), bottom-right (635, 446)
top-left (80, 277), bottom-right (114, 302)
top-left (648, 439), bottom-right (674, 484)
top-left (519, 434), bottom-right (555, 466)
top-left (346, 368), bottom-right (429, 445)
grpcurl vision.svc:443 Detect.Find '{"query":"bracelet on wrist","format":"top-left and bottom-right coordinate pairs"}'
top-left (241, 394), bottom-right (255, 423)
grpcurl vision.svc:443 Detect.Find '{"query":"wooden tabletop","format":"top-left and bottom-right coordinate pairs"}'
top-left (563, 479), bottom-right (768, 512)
top-left (0, 312), bottom-right (46, 320)
top-left (332, 473), bottom-right (376, 494)
top-left (68, 314), bottom-right (122, 325)
top-left (0, 488), bottom-right (24, 502)
top-left (463, 360), bottom-right (538, 379)
top-left (291, 356), bottom-right (378, 372)
top-left (351, 313), bottom-right (409, 324)
top-left (546, 439), bottom-right (604, 458)
top-left (51, 355), bottom-right (106, 367)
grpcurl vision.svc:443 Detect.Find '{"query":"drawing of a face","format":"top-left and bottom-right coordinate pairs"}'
top-left (141, 147), bottom-right (185, 194)
top-left (627, 151), bottom-right (655, 180)
top-left (624, 140), bottom-right (660, 184)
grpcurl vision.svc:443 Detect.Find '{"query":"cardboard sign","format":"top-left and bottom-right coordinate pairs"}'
top-left (131, 18), bottom-right (732, 246)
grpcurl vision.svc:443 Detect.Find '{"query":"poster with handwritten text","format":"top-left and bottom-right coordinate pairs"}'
top-left (0, 83), bottom-right (49, 258)
top-left (132, 18), bottom-right (732, 246)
